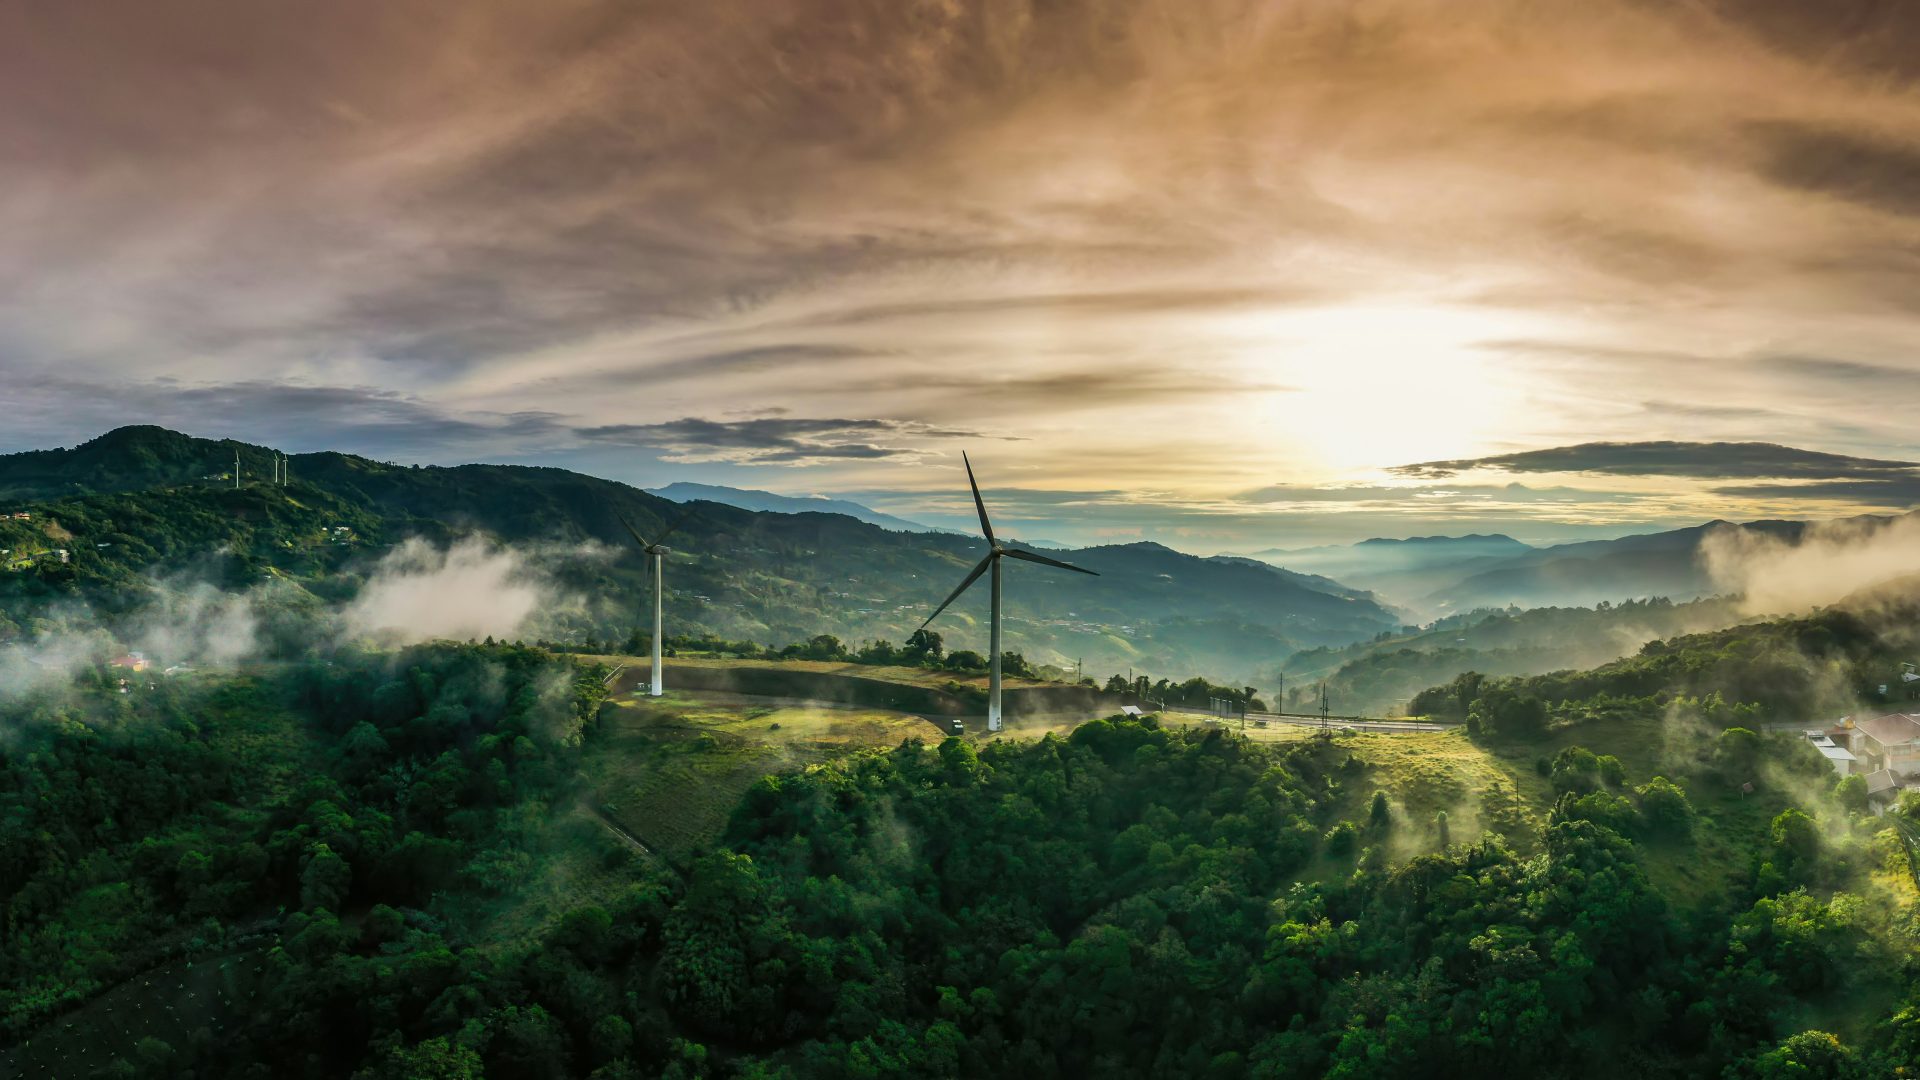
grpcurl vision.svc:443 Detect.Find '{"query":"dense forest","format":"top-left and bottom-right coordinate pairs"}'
top-left (1411, 600), bottom-right (1920, 734)
top-left (5, 628), bottom-right (1919, 1077)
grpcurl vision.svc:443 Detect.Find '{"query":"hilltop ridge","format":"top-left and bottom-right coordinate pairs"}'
top-left (0, 427), bottom-right (1404, 682)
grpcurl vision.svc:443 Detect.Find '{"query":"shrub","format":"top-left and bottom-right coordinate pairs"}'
top-left (1834, 774), bottom-right (1867, 815)
top-left (1323, 821), bottom-right (1359, 856)
top-left (1597, 754), bottom-right (1626, 787)
top-left (1635, 776), bottom-right (1695, 838)
top-left (1550, 747), bottom-right (1601, 794)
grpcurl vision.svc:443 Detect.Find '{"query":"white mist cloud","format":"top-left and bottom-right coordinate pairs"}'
top-left (1703, 515), bottom-right (1920, 614)
top-left (132, 580), bottom-right (262, 667)
top-left (342, 536), bottom-right (567, 645)
top-left (0, 628), bottom-right (112, 705)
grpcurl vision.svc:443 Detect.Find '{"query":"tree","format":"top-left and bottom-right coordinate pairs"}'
top-left (1369, 791), bottom-right (1392, 830)
top-left (1466, 684), bottom-right (1548, 740)
top-left (300, 842), bottom-right (351, 912)
top-left (1760, 808), bottom-right (1821, 891)
top-left (904, 628), bottom-right (944, 663)
top-left (1597, 754), bottom-right (1626, 787)
top-left (1716, 727), bottom-right (1763, 776)
top-left (1435, 811), bottom-right (1450, 848)
top-left (1834, 774), bottom-right (1868, 815)
top-left (786, 634), bottom-right (849, 662)
top-left (856, 639), bottom-right (900, 665)
top-left (1550, 747), bottom-right (1601, 794)
top-left (1410, 670), bottom-right (1486, 720)
top-left (1635, 776), bottom-right (1695, 838)
top-left (371, 1037), bottom-right (484, 1080)
top-left (490, 1005), bottom-right (572, 1080)
top-left (1771, 808), bottom-right (1820, 864)
top-left (1736, 1030), bottom-right (1863, 1080)
top-left (590, 1015), bottom-right (635, 1066)
top-left (1324, 821), bottom-right (1359, 855)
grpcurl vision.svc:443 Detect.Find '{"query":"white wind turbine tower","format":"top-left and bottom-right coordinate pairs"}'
top-left (921, 453), bottom-right (1097, 733)
top-left (617, 508), bottom-right (698, 697)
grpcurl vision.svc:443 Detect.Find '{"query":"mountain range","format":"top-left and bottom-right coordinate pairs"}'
top-left (1253, 520), bottom-right (1905, 615)
top-left (12, 426), bottom-right (1913, 690)
top-left (648, 481), bottom-right (949, 535)
top-left (1252, 534), bottom-right (1535, 601)
top-left (0, 427), bottom-right (1402, 683)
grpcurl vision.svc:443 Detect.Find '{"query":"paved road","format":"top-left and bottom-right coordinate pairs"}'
top-left (1159, 703), bottom-right (1458, 734)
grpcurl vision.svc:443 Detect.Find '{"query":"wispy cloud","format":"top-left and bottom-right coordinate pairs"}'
top-left (575, 416), bottom-right (994, 465)
top-left (1751, 120), bottom-right (1920, 219)
top-left (3, 0), bottom-right (1920, 546)
top-left (1393, 441), bottom-right (1920, 481)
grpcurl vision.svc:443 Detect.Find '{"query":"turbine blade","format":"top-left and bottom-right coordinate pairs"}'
top-left (1005, 547), bottom-right (1098, 576)
top-left (653, 504), bottom-right (701, 546)
top-left (962, 451), bottom-right (995, 544)
top-left (920, 553), bottom-right (995, 628)
top-left (615, 514), bottom-right (652, 551)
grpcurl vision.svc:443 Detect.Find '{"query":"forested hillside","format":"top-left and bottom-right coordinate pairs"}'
top-left (1276, 596), bottom-right (1751, 715)
top-left (1411, 588), bottom-right (1920, 732)
top-left (0, 427), bottom-right (1399, 683)
top-left (6, 640), bottom-right (1919, 1077)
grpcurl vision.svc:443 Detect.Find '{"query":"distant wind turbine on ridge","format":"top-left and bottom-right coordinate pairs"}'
top-left (921, 453), bottom-right (1097, 733)
top-left (617, 507), bottom-right (699, 697)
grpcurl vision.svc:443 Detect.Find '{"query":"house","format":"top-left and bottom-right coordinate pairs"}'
top-left (1807, 734), bottom-right (1857, 776)
top-left (1864, 769), bottom-right (1903, 812)
top-left (108, 651), bottom-right (150, 672)
top-left (1850, 712), bottom-right (1920, 776)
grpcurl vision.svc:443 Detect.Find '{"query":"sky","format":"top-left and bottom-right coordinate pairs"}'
top-left (3, 0), bottom-right (1920, 551)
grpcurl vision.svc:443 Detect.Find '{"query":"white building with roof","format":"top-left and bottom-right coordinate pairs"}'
top-left (1807, 734), bottom-right (1857, 776)
top-left (1850, 712), bottom-right (1920, 777)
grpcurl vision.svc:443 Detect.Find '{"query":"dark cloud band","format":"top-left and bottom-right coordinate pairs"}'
top-left (1394, 441), bottom-right (1920, 481)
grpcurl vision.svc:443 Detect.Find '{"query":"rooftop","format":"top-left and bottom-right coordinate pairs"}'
top-left (1855, 712), bottom-right (1920, 747)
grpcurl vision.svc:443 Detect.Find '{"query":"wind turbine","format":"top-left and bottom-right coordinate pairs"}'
top-left (920, 453), bottom-right (1097, 732)
top-left (617, 507), bottom-right (698, 697)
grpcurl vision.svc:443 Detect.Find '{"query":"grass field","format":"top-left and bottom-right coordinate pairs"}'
top-left (586, 654), bottom-right (1055, 693)
top-left (1, 948), bottom-right (270, 1077)
top-left (583, 691), bottom-right (946, 865)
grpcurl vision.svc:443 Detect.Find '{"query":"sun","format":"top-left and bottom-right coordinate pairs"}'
top-left (1224, 301), bottom-right (1548, 473)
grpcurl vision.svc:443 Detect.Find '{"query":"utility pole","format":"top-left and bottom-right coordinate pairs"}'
top-left (1277, 673), bottom-right (1285, 715)
top-left (1320, 682), bottom-right (1330, 729)
top-left (233, 451), bottom-right (240, 490)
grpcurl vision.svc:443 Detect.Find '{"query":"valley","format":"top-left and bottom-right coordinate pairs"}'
top-left (15, 7), bottom-right (1920, 1075)
top-left (5, 427), bottom-right (1920, 1077)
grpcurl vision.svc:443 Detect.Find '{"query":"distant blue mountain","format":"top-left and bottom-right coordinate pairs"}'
top-left (649, 481), bottom-right (951, 534)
